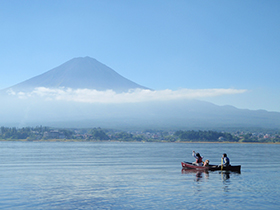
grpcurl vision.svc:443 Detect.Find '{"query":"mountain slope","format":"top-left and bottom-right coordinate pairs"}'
top-left (5, 57), bottom-right (149, 92)
top-left (1, 57), bottom-right (280, 130)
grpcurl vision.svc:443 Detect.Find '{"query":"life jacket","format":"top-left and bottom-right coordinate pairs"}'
top-left (223, 157), bottom-right (230, 165)
top-left (196, 157), bottom-right (203, 163)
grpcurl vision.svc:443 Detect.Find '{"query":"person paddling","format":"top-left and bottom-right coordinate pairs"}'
top-left (192, 151), bottom-right (204, 166)
top-left (221, 153), bottom-right (230, 167)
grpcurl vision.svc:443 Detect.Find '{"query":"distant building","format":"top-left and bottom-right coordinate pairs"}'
top-left (218, 136), bottom-right (225, 141)
top-left (43, 130), bottom-right (66, 139)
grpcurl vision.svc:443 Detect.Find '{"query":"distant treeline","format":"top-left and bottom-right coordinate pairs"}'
top-left (0, 126), bottom-right (73, 140)
top-left (0, 126), bottom-right (280, 143)
top-left (174, 130), bottom-right (239, 142)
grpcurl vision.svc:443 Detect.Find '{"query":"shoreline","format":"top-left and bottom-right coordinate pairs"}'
top-left (0, 139), bottom-right (279, 144)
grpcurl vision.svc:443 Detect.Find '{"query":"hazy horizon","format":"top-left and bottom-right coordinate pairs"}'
top-left (1, 1), bottom-right (280, 130)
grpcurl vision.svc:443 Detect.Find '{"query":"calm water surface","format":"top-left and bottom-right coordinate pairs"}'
top-left (0, 142), bottom-right (279, 209)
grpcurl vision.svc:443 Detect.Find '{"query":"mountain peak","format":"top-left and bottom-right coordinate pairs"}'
top-left (6, 57), bottom-right (149, 93)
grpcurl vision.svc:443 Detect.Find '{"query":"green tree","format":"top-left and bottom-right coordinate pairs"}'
top-left (90, 128), bottom-right (109, 140)
top-left (114, 132), bottom-right (133, 141)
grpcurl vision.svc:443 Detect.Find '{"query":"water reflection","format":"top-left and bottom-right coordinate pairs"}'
top-left (181, 169), bottom-right (209, 182)
top-left (182, 169), bottom-right (241, 183)
top-left (220, 171), bottom-right (230, 181)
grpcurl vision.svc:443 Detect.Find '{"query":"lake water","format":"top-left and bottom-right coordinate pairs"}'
top-left (0, 141), bottom-right (279, 209)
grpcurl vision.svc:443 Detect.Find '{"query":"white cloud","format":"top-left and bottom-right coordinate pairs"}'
top-left (8, 87), bottom-right (247, 103)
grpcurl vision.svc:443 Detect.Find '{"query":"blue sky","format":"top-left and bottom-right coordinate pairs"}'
top-left (1, 0), bottom-right (280, 111)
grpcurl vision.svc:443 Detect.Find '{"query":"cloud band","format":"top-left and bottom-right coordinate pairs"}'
top-left (7, 87), bottom-right (247, 103)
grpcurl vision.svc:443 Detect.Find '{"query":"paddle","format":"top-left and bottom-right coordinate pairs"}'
top-left (221, 158), bottom-right (223, 170)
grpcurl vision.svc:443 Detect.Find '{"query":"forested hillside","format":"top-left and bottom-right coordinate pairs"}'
top-left (1, 126), bottom-right (280, 143)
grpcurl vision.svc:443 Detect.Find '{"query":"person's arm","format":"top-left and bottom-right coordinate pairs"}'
top-left (192, 151), bottom-right (197, 158)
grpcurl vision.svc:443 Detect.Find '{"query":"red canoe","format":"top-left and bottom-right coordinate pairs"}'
top-left (181, 161), bottom-right (241, 172)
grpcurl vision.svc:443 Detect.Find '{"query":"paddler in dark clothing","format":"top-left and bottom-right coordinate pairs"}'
top-left (192, 151), bottom-right (204, 166)
top-left (221, 153), bottom-right (230, 167)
